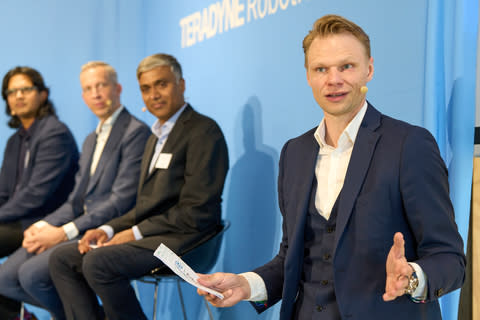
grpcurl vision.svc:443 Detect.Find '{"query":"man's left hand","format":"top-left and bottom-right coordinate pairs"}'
top-left (23, 224), bottom-right (67, 254)
top-left (103, 229), bottom-right (135, 246)
top-left (383, 232), bottom-right (414, 301)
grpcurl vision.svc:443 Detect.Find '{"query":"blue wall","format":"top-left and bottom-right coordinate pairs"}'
top-left (0, 1), bottom-right (477, 319)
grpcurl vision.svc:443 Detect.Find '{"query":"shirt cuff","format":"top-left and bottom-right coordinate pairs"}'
top-left (99, 225), bottom-right (114, 240)
top-left (240, 272), bottom-right (268, 301)
top-left (409, 262), bottom-right (427, 301)
top-left (62, 222), bottom-right (79, 240)
top-left (132, 225), bottom-right (143, 240)
top-left (34, 220), bottom-right (48, 229)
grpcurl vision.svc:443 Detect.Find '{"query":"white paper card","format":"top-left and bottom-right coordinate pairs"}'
top-left (153, 243), bottom-right (224, 299)
top-left (155, 153), bottom-right (172, 169)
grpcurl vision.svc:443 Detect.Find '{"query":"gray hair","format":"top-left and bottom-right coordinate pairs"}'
top-left (136, 54), bottom-right (183, 83)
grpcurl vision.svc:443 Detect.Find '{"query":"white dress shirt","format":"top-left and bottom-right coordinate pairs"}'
top-left (90, 106), bottom-right (124, 175)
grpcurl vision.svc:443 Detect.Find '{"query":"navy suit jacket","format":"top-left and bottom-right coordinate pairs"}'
top-left (43, 108), bottom-right (150, 234)
top-left (106, 105), bottom-right (229, 254)
top-left (254, 103), bottom-right (466, 320)
top-left (0, 115), bottom-right (78, 228)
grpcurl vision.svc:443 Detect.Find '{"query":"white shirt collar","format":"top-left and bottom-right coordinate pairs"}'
top-left (95, 105), bottom-right (124, 134)
top-left (314, 101), bottom-right (368, 150)
top-left (151, 103), bottom-right (188, 138)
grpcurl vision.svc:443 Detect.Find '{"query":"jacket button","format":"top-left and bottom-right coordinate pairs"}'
top-left (316, 305), bottom-right (324, 312)
top-left (327, 226), bottom-right (335, 233)
top-left (321, 280), bottom-right (329, 286)
top-left (323, 253), bottom-right (331, 260)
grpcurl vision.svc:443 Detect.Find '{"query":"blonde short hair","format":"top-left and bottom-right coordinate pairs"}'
top-left (80, 61), bottom-right (118, 83)
top-left (303, 14), bottom-right (371, 67)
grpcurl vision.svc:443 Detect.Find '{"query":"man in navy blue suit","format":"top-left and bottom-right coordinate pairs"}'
top-left (0, 61), bottom-right (150, 320)
top-left (0, 66), bottom-right (79, 319)
top-left (198, 14), bottom-right (466, 319)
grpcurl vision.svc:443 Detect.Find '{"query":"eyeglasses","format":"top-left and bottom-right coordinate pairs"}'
top-left (5, 86), bottom-right (37, 97)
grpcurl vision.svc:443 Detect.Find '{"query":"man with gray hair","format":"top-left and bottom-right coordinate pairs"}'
top-left (0, 61), bottom-right (150, 320)
top-left (49, 53), bottom-right (230, 320)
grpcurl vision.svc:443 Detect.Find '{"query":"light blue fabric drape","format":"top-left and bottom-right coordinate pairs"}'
top-left (423, 0), bottom-right (478, 318)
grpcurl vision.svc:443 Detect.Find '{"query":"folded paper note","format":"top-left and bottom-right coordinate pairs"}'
top-left (153, 243), bottom-right (224, 299)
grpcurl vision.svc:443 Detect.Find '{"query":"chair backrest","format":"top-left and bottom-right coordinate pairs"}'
top-left (151, 220), bottom-right (230, 276)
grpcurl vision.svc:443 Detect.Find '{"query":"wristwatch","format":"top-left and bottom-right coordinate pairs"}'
top-left (404, 271), bottom-right (419, 296)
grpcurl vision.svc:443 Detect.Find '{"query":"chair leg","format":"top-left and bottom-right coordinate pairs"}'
top-left (153, 281), bottom-right (159, 320)
top-left (176, 279), bottom-right (188, 320)
top-left (20, 302), bottom-right (24, 320)
top-left (204, 297), bottom-right (214, 320)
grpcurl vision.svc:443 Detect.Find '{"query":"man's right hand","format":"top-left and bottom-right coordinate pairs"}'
top-left (197, 273), bottom-right (251, 307)
top-left (22, 224), bottom-right (40, 247)
top-left (77, 229), bottom-right (108, 254)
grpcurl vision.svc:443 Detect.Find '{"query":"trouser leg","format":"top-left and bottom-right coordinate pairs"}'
top-left (19, 241), bottom-right (77, 320)
top-left (82, 244), bottom-right (163, 320)
top-left (0, 245), bottom-right (38, 319)
top-left (49, 243), bottom-right (104, 320)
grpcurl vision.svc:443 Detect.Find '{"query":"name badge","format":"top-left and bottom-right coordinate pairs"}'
top-left (155, 153), bottom-right (172, 169)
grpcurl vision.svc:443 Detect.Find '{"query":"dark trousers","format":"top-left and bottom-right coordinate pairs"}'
top-left (0, 221), bottom-right (25, 319)
top-left (49, 242), bottom-right (164, 320)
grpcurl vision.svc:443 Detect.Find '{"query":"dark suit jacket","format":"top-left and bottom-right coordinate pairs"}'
top-left (43, 108), bottom-right (150, 234)
top-left (254, 103), bottom-right (466, 320)
top-left (0, 115), bottom-right (78, 228)
top-left (107, 105), bottom-right (229, 255)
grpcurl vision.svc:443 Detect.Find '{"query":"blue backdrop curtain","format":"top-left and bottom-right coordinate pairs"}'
top-left (0, 1), bottom-right (478, 319)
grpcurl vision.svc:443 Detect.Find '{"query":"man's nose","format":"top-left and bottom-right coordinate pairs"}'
top-left (151, 87), bottom-right (162, 99)
top-left (326, 69), bottom-right (342, 84)
top-left (15, 90), bottom-right (25, 98)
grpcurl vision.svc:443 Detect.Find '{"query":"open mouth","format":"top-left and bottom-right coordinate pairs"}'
top-left (326, 92), bottom-right (347, 98)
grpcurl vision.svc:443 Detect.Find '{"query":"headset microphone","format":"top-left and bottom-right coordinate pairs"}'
top-left (360, 86), bottom-right (368, 94)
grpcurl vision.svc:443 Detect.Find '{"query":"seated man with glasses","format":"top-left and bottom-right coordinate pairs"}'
top-left (0, 62), bottom-right (150, 320)
top-left (0, 66), bottom-right (79, 319)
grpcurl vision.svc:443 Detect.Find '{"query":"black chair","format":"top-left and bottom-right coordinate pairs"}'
top-left (135, 220), bottom-right (230, 320)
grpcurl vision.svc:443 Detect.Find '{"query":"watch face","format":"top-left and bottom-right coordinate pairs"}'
top-left (405, 272), bottom-right (419, 295)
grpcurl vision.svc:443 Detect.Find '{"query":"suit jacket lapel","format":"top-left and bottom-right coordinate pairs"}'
top-left (72, 132), bottom-right (96, 206)
top-left (281, 131), bottom-right (318, 318)
top-left (159, 105), bottom-right (193, 154)
top-left (139, 134), bottom-right (157, 188)
top-left (6, 133), bottom-right (21, 194)
top-left (18, 117), bottom-right (46, 188)
top-left (144, 105), bottom-right (194, 181)
top-left (288, 133), bottom-right (318, 249)
top-left (334, 104), bottom-right (381, 250)
top-left (86, 109), bottom-right (131, 194)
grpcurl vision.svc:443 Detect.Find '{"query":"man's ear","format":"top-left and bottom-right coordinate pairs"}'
top-left (179, 78), bottom-right (186, 93)
top-left (366, 57), bottom-right (374, 82)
